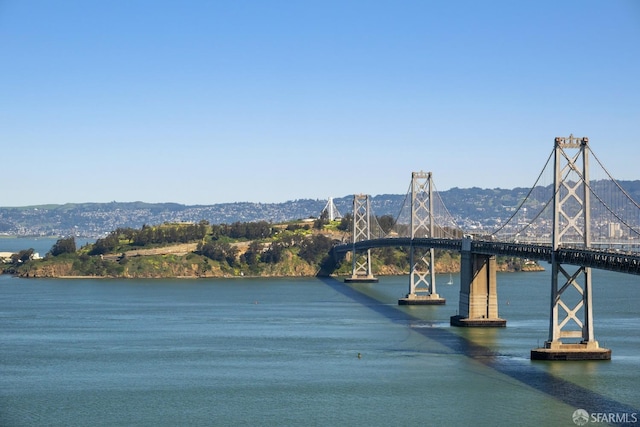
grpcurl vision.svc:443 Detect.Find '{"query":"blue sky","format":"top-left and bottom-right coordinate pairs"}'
top-left (1, 0), bottom-right (639, 206)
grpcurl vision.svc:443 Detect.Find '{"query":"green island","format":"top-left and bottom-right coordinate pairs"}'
top-left (2, 216), bottom-right (543, 279)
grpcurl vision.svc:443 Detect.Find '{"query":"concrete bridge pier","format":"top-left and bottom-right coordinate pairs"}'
top-left (450, 237), bottom-right (506, 327)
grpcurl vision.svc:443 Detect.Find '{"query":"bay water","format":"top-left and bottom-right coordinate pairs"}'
top-left (0, 237), bottom-right (95, 258)
top-left (0, 267), bottom-right (639, 426)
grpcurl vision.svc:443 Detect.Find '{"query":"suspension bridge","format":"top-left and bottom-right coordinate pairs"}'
top-left (329, 135), bottom-right (640, 361)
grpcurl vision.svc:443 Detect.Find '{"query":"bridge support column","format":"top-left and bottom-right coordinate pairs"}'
top-left (398, 172), bottom-right (444, 305)
top-left (530, 262), bottom-right (610, 360)
top-left (531, 136), bottom-right (610, 360)
top-left (451, 237), bottom-right (505, 327)
top-left (399, 247), bottom-right (445, 305)
top-left (344, 249), bottom-right (378, 283)
top-left (345, 194), bottom-right (378, 283)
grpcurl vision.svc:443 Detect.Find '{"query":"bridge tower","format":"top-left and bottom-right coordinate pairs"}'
top-left (321, 197), bottom-right (342, 221)
top-left (531, 136), bottom-right (611, 360)
top-left (344, 194), bottom-right (378, 283)
top-left (399, 172), bottom-right (445, 305)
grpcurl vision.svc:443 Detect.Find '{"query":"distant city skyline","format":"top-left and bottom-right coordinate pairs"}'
top-left (1, 1), bottom-right (639, 207)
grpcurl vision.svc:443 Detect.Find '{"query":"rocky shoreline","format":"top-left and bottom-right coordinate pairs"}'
top-left (11, 260), bottom-right (544, 279)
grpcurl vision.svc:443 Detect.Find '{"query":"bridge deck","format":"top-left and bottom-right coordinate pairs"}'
top-left (332, 238), bottom-right (640, 276)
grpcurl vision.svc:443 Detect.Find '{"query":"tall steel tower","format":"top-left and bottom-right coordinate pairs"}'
top-left (531, 135), bottom-right (610, 360)
top-left (399, 172), bottom-right (445, 305)
top-left (345, 194), bottom-right (378, 283)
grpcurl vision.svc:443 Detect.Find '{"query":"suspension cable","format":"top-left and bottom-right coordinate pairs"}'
top-left (590, 147), bottom-right (640, 210)
top-left (587, 183), bottom-right (640, 237)
top-left (431, 180), bottom-right (464, 237)
top-left (388, 182), bottom-right (412, 237)
top-left (490, 148), bottom-right (555, 236)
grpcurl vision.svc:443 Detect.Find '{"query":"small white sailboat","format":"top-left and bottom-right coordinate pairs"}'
top-left (446, 274), bottom-right (453, 285)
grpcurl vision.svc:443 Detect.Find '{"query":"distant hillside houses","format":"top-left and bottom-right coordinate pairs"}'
top-left (0, 180), bottom-right (638, 238)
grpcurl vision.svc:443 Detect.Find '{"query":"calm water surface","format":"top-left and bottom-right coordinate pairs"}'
top-left (0, 269), bottom-right (638, 426)
top-left (0, 237), bottom-right (93, 256)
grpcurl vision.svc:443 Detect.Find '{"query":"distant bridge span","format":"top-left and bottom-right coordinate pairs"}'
top-left (332, 238), bottom-right (640, 276)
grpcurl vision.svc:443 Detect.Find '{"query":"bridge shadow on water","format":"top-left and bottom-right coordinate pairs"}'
top-left (318, 277), bottom-right (638, 423)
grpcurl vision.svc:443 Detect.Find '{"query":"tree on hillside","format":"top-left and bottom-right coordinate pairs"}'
top-left (229, 221), bottom-right (273, 240)
top-left (377, 246), bottom-right (398, 266)
top-left (298, 235), bottom-right (334, 264)
top-left (377, 215), bottom-right (395, 234)
top-left (198, 241), bottom-right (239, 267)
top-left (198, 241), bottom-right (228, 262)
top-left (11, 248), bottom-right (34, 264)
top-left (337, 213), bottom-right (353, 232)
top-left (49, 237), bottom-right (76, 256)
top-left (313, 210), bottom-right (329, 229)
top-left (242, 241), bottom-right (262, 266)
top-left (261, 241), bottom-right (284, 264)
top-left (90, 232), bottom-right (119, 255)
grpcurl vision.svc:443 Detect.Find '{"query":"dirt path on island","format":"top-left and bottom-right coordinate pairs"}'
top-left (108, 241), bottom-right (251, 259)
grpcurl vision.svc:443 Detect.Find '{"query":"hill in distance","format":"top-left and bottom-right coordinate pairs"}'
top-left (1, 181), bottom-right (639, 238)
